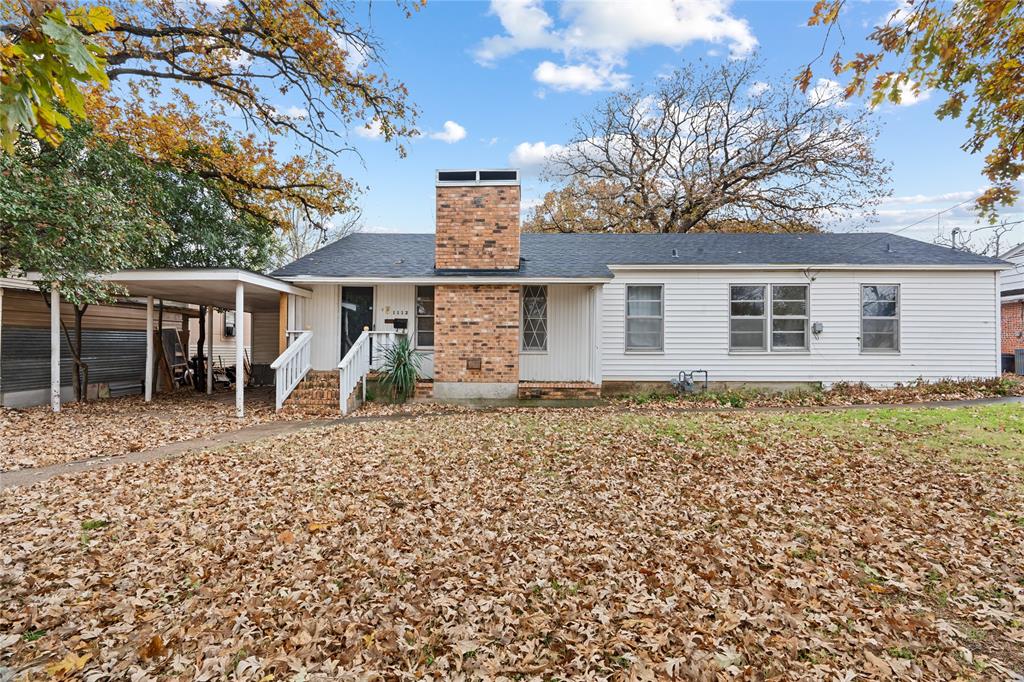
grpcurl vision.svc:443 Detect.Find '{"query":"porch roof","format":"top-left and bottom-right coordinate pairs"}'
top-left (99, 269), bottom-right (311, 312)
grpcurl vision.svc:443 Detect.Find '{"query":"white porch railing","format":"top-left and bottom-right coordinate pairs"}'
top-left (368, 330), bottom-right (402, 371)
top-left (338, 330), bottom-right (371, 415)
top-left (270, 331), bottom-right (312, 411)
top-left (337, 330), bottom-right (406, 415)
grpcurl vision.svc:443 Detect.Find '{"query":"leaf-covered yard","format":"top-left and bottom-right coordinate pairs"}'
top-left (0, 391), bottom-right (287, 472)
top-left (2, 405), bottom-right (1023, 679)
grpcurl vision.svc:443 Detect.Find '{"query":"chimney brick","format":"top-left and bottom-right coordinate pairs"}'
top-left (435, 184), bottom-right (521, 270)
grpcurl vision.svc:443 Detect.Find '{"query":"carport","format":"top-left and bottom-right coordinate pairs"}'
top-left (45, 269), bottom-right (312, 417)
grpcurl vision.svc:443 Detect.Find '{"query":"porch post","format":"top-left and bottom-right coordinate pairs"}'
top-left (235, 282), bottom-right (244, 418)
top-left (278, 292), bottom-right (288, 354)
top-left (50, 282), bottom-right (61, 412)
top-left (206, 305), bottom-right (214, 395)
top-left (145, 295), bottom-right (154, 402)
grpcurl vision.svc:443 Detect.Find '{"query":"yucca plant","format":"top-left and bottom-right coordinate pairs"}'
top-left (379, 334), bottom-right (422, 402)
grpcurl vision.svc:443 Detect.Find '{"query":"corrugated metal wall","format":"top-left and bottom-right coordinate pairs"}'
top-left (1, 326), bottom-right (146, 392)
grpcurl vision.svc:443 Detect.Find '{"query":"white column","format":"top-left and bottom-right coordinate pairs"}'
top-left (50, 283), bottom-right (61, 412)
top-left (235, 283), bottom-right (244, 418)
top-left (206, 305), bottom-right (214, 395)
top-left (145, 296), bottom-right (154, 402)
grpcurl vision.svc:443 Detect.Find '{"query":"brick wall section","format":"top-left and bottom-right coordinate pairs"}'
top-left (1003, 301), bottom-right (1024, 354)
top-left (435, 185), bottom-right (521, 270)
top-left (518, 382), bottom-right (602, 400)
top-left (434, 285), bottom-right (519, 383)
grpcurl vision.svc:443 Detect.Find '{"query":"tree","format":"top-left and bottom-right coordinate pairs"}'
top-left (1, 0), bottom-right (420, 228)
top-left (536, 60), bottom-right (890, 234)
top-left (1, 123), bottom-right (281, 398)
top-left (802, 0), bottom-right (1024, 215)
top-left (273, 205), bottom-right (361, 269)
top-left (0, 124), bottom-right (170, 400)
top-left (523, 178), bottom-right (821, 234)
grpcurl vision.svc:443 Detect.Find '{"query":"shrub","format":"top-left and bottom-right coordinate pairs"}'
top-left (379, 335), bottom-right (422, 402)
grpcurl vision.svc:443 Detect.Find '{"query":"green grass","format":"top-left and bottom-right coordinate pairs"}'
top-left (80, 519), bottom-right (109, 531)
top-left (777, 404), bottom-right (1024, 463)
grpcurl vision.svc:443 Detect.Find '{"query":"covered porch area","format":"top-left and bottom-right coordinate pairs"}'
top-left (45, 269), bottom-right (312, 418)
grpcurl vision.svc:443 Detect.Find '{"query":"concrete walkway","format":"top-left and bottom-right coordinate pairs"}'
top-left (3, 396), bottom-right (1022, 490)
top-left (1, 418), bottom-right (345, 490)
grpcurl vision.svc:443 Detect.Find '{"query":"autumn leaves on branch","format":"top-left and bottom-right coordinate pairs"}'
top-left (1, 0), bottom-right (421, 229)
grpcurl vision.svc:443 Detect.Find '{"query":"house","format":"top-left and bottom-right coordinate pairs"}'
top-left (269, 169), bottom-right (1008, 405)
top-left (1000, 242), bottom-right (1024, 369)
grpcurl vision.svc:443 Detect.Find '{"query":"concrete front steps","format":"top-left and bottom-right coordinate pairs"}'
top-left (281, 370), bottom-right (350, 417)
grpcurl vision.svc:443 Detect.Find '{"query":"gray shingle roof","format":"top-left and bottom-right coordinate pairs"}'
top-left (271, 232), bottom-right (1007, 279)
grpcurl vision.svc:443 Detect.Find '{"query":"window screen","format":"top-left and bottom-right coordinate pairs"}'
top-left (415, 286), bottom-right (434, 348)
top-left (861, 284), bottom-right (899, 351)
top-left (729, 285), bottom-right (766, 350)
top-left (625, 285), bottom-right (664, 351)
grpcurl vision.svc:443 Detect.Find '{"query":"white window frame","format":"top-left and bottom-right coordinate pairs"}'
top-left (860, 283), bottom-right (900, 353)
top-left (770, 284), bottom-right (810, 352)
top-left (729, 284), bottom-right (768, 352)
top-left (521, 285), bottom-right (548, 353)
top-left (624, 284), bottom-right (664, 353)
top-left (414, 285), bottom-right (435, 350)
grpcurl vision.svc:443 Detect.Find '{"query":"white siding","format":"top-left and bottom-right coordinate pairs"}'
top-left (309, 284), bottom-right (341, 370)
top-left (1001, 248), bottom-right (1024, 293)
top-left (602, 269), bottom-right (999, 387)
top-left (374, 283), bottom-right (434, 378)
top-left (521, 285), bottom-right (593, 381)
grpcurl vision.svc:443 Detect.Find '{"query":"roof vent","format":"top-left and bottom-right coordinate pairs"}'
top-left (671, 248), bottom-right (679, 258)
top-left (436, 169), bottom-right (519, 186)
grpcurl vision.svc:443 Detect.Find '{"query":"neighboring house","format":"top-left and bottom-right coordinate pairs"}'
top-left (0, 278), bottom-right (192, 407)
top-left (270, 169), bottom-right (1008, 401)
top-left (1000, 243), bottom-right (1024, 364)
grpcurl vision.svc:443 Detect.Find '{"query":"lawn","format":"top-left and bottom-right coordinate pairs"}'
top-left (1, 405), bottom-right (1022, 679)
top-left (0, 390), bottom-right (287, 472)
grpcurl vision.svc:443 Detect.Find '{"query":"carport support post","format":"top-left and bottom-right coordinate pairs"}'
top-left (235, 282), bottom-right (244, 418)
top-left (50, 283), bottom-right (61, 412)
top-left (206, 305), bottom-right (214, 395)
top-left (145, 296), bottom-right (154, 402)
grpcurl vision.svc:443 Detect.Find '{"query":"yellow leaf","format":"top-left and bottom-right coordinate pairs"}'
top-left (45, 652), bottom-right (92, 677)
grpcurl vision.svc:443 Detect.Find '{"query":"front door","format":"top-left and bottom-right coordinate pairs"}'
top-left (341, 287), bottom-right (374, 357)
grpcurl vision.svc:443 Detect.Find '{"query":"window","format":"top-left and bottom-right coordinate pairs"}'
top-left (625, 285), bottom-right (664, 351)
top-left (771, 285), bottom-right (809, 350)
top-left (521, 285), bottom-right (548, 351)
top-left (415, 286), bottom-right (434, 348)
top-left (729, 285), bottom-right (766, 350)
top-left (224, 310), bottom-right (236, 337)
top-left (861, 284), bottom-right (899, 352)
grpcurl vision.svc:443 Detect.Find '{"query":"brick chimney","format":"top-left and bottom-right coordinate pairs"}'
top-left (435, 169), bottom-right (520, 270)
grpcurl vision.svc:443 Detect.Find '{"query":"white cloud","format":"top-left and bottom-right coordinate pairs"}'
top-left (274, 105), bottom-right (308, 120)
top-left (807, 78), bottom-right (848, 107)
top-left (894, 80), bottom-right (931, 106)
top-left (533, 61), bottom-right (629, 93)
top-left (475, 0), bottom-right (756, 93)
top-left (356, 119), bottom-right (383, 139)
top-left (748, 81), bottom-right (770, 97)
top-left (508, 141), bottom-right (564, 168)
top-left (428, 120), bottom-right (467, 144)
top-left (335, 34), bottom-right (369, 73)
top-left (884, 189), bottom-right (983, 205)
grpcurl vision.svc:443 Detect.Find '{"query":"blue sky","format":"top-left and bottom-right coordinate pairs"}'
top-left (301, 0), bottom-right (1023, 250)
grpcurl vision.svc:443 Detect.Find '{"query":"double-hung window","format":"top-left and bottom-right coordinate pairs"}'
top-left (729, 285), bottom-right (767, 351)
top-left (771, 285), bottom-right (809, 350)
top-left (625, 285), bottom-right (664, 351)
top-left (521, 285), bottom-right (548, 351)
top-left (730, 284), bottom-right (810, 351)
top-left (861, 284), bottom-right (899, 352)
top-left (415, 286), bottom-right (434, 348)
